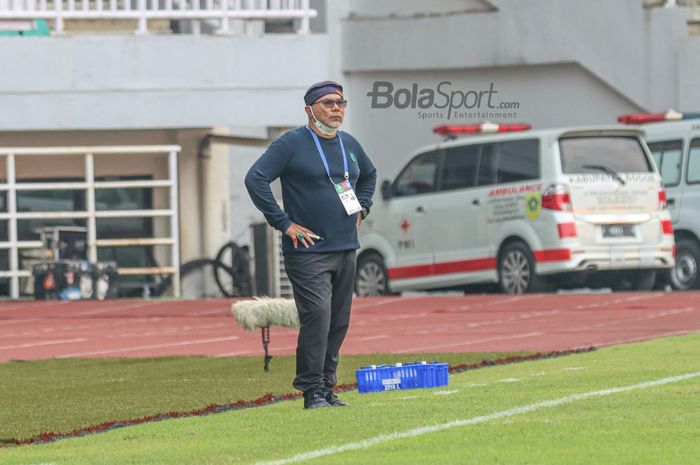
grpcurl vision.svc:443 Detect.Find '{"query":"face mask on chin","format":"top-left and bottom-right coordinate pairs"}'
top-left (309, 107), bottom-right (341, 136)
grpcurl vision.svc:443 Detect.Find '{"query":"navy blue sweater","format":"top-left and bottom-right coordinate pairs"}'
top-left (245, 126), bottom-right (377, 254)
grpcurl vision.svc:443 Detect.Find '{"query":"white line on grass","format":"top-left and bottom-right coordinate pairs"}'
top-left (251, 371), bottom-right (700, 465)
top-left (433, 390), bottom-right (460, 396)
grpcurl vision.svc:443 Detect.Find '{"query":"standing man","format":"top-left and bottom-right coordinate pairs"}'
top-left (245, 81), bottom-right (377, 409)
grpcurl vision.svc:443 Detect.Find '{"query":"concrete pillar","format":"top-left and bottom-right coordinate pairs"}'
top-left (202, 128), bottom-right (232, 260)
top-left (689, 0), bottom-right (700, 35)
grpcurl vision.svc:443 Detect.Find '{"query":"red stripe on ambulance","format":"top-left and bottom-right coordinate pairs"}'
top-left (388, 250), bottom-right (571, 280)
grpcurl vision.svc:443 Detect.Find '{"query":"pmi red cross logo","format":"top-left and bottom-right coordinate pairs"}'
top-left (400, 218), bottom-right (410, 233)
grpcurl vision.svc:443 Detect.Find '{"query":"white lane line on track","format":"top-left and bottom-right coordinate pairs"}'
top-left (570, 308), bottom-right (694, 330)
top-left (351, 313), bottom-right (432, 326)
top-left (454, 295), bottom-right (543, 310)
top-left (191, 308), bottom-right (230, 316)
top-left (0, 338), bottom-right (88, 350)
top-left (580, 307), bottom-right (697, 331)
top-left (582, 330), bottom-right (696, 349)
top-left (356, 335), bottom-right (389, 342)
top-left (57, 336), bottom-right (239, 358)
top-left (351, 296), bottom-right (429, 310)
top-left (0, 301), bottom-right (70, 313)
top-left (396, 332), bottom-right (543, 353)
top-left (571, 292), bottom-right (665, 311)
top-left (252, 371), bottom-right (700, 465)
top-left (7, 319), bottom-right (151, 337)
top-left (216, 344), bottom-right (299, 357)
top-left (105, 322), bottom-right (232, 338)
top-left (69, 302), bottom-right (155, 317)
top-left (0, 318), bottom-right (41, 326)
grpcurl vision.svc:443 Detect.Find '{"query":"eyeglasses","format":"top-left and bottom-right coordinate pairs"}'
top-left (315, 98), bottom-right (348, 109)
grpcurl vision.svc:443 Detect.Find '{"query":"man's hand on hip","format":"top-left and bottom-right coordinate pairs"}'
top-left (285, 223), bottom-right (317, 249)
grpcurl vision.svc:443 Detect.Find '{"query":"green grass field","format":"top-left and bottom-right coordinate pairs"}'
top-left (1, 334), bottom-right (699, 465)
top-left (0, 351), bottom-right (522, 443)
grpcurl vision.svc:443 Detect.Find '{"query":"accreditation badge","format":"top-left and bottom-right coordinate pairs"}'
top-left (334, 180), bottom-right (363, 216)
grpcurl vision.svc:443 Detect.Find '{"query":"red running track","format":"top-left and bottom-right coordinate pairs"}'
top-left (1, 292), bottom-right (699, 362)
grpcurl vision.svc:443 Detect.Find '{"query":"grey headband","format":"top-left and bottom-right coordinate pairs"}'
top-left (304, 80), bottom-right (343, 106)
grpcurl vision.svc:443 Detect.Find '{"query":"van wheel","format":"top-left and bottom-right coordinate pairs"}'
top-left (668, 238), bottom-right (700, 291)
top-left (355, 253), bottom-right (390, 296)
top-left (498, 242), bottom-right (547, 294)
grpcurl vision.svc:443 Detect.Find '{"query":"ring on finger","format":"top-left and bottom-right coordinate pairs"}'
top-left (296, 233), bottom-right (304, 239)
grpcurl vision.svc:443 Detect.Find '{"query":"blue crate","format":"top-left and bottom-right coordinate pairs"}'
top-left (356, 361), bottom-right (449, 393)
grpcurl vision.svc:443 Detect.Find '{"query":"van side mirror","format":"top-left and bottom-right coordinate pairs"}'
top-left (381, 179), bottom-right (393, 200)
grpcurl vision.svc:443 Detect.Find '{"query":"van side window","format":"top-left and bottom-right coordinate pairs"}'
top-left (477, 143), bottom-right (497, 186)
top-left (647, 140), bottom-right (682, 187)
top-left (394, 150), bottom-right (441, 197)
top-left (440, 145), bottom-right (480, 191)
top-left (687, 139), bottom-right (700, 184)
top-left (496, 139), bottom-right (540, 183)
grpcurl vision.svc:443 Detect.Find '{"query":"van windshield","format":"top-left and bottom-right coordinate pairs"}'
top-left (559, 136), bottom-right (652, 174)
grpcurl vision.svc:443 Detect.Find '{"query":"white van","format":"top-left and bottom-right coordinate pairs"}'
top-left (618, 111), bottom-right (700, 290)
top-left (355, 123), bottom-right (675, 295)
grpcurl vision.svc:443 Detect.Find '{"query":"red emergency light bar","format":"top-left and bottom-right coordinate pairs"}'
top-left (433, 122), bottom-right (532, 136)
top-left (618, 111), bottom-right (700, 125)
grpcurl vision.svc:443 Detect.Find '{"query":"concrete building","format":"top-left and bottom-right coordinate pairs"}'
top-left (0, 0), bottom-right (698, 298)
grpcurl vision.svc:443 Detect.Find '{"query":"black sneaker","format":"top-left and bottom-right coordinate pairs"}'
top-left (325, 389), bottom-right (351, 407)
top-left (303, 389), bottom-right (331, 409)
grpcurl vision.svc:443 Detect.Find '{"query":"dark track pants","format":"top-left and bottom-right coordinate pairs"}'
top-left (283, 250), bottom-right (356, 393)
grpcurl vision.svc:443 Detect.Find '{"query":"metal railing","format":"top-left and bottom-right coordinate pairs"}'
top-left (0, 145), bottom-right (181, 299)
top-left (0, 0), bottom-right (316, 35)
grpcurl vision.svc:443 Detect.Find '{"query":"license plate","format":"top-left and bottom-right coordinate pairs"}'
top-left (602, 224), bottom-right (635, 238)
top-left (610, 247), bottom-right (625, 267)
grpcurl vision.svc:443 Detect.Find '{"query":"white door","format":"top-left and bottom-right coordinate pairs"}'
top-left (430, 143), bottom-right (490, 284)
top-left (383, 150), bottom-right (441, 285)
top-left (647, 138), bottom-right (684, 223)
top-left (680, 137), bottom-right (700, 228)
top-left (559, 135), bottom-right (662, 248)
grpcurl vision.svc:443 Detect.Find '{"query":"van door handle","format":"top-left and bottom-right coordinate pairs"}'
top-left (667, 198), bottom-right (676, 206)
top-left (416, 205), bottom-right (427, 213)
top-left (472, 199), bottom-right (481, 206)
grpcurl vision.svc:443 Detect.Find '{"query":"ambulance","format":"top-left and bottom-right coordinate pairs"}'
top-left (618, 111), bottom-right (700, 290)
top-left (355, 123), bottom-right (675, 295)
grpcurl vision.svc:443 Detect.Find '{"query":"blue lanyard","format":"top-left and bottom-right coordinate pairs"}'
top-left (306, 126), bottom-right (349, 185)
